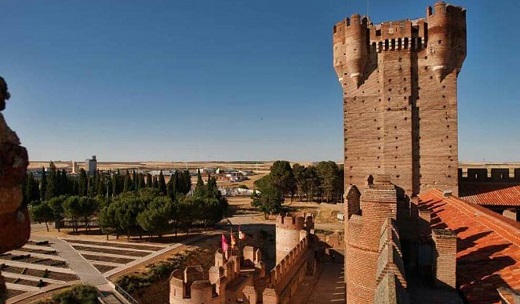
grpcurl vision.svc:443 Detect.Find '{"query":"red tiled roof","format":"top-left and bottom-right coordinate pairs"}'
top-left (462, 184), bottom-right (520, 207)
top-left (419, 189), bottom-right (520, 304)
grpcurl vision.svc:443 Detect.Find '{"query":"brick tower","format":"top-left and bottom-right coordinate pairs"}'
top-left (333, 2), bottom-right (466, 196)
top-left (275, 215), bottom-right (312, 264)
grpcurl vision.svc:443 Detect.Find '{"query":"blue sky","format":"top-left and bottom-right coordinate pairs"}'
top-left (1, 1), bottom-right (518, 162)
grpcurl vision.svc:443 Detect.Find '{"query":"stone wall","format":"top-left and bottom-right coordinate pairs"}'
top-left (334, 2), bottom-right (466, 197)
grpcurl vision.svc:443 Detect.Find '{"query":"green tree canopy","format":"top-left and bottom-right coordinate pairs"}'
top-left (252, 174), bottom-right (284, 218)
top-left (30, 201), bottom-right (53, 231)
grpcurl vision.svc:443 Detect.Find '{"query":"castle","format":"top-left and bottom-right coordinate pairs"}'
top-left (333, 1), bottom-right (466, 197)
top-left (169, 214), bottom-right (317, 304)
top-left (338, 3), bottom-right (520, 304)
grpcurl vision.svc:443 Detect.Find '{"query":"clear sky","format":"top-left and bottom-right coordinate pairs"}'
top-left (1, 0), bottom-right (518, 162)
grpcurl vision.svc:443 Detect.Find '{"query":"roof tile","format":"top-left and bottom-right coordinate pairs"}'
top-left (462, 184), bottom-right (520, 207)
top-left (419, 189), bottom-right (520, 304)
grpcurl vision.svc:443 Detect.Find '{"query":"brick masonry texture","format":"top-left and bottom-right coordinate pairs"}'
top-left (334, 2), bottom-right (466, 197)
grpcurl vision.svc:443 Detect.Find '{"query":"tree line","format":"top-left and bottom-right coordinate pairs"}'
top-left (27, 163), bottom-right (228, 239)
top-left (23, 162), bottom-right (192, 204)
top-left (252, 160), bottom-right (344, 217)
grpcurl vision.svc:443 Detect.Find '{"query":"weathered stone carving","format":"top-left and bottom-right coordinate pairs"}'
top-left (0, 77), bottom-right (29, 303)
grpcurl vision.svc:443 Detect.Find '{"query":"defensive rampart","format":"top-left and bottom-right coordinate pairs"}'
top-left (263, 235), bottom-right (316, 304)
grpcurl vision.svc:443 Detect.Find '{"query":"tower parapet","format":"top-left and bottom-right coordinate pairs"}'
top-left (276, 214), bottom-right (306, 230)
top-left (335, 1), bottom-right (466, 197)
top-left (275, 214), bottom-right (314, 264)
top-left (333, 14), bottom-right (369, 88)
top-left (426, 2), bottom-right (467, 81)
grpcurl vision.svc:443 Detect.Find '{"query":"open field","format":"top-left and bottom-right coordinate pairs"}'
top-left (28, 161), bottom-right (285, 171)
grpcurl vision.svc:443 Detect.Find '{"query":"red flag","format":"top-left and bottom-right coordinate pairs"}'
top-left (221, 233), bottom-right (229, 252)
top-left (238, 225), bottom-right (245, 240)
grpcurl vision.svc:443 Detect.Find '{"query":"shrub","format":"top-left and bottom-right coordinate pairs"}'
top-left (37, 285), bottom-right (99, 304)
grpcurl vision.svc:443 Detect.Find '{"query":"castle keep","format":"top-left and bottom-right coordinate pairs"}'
top-left (333, 1), bottom-right (466, 196)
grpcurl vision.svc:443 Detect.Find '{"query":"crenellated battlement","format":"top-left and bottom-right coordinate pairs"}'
top-left (459, 167), bottom-right (520, 182)
top-left (170, 246), bottom-right (266, 304)
top-left (346, 14), bottom-right (368, 27)
top-left (427, 2), bottom-right (466, 19)
top-left (334, 1), bottom-right (466, 86)
top-left (169, 266), bottom-right (216, 304)
top-left (368, 19), bottom-right (427, 52)
top-left (332, 14), bottom-right (368, 35)
top-left (269, 235), bottom-right (310, 287)
top-left (276, 214), bottom-right (305, 230)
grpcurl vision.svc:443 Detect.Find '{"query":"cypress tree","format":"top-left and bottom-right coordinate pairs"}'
top-left (123, 171), bottom-right (133, 193)
top-left (152, 176), bottom-right (159, 189)
top-left (166, 174), bottom-right (175, 199)
top-left (25, 172), bottom-right (40, 204)
top-left (40, 167), bottom-right (47, 201)
top-left (139, 174), bottom-right (146, 189)
top-left (45, 162), bottom-right (57, 200)
top-left (194, 170), bottom-right (205, 197)
top-left (146, 173), bottom-right (153, 188)
top-left (133, 170), bottom-right (138, 190)
top-left (78, 169), bottom-right (88, 196)
top-left (97, 175), bottom-right (105, 197)
top-left (158, 171), bottom-right (167, 195)
top-left (111, 173), bottom-right (117, 196)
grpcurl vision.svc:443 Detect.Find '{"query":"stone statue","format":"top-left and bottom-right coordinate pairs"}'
top-left (0, 77), bottom-right (29, 303)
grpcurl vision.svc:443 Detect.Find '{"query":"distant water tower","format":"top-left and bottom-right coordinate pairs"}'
top-left (85, 155), bottom-right (97, 175)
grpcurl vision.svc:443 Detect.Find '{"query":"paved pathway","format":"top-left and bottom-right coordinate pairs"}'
top-left (5, 283), bottom-right (39, 292)
top-left (305, 262), bottom-right (346, 304)
top-left (48, 238), bottom-right (109, 287)
top-left (44, 238), bottom-right (129, 304)
top-left (7, 230), bottom-right (220, 303)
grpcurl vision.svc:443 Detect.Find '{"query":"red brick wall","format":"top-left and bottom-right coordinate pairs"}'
top-left (432, 229), bottom-right (457, 289)
top-left (334, 2), bottom-right (466, 197)
top-left (345, 182), bottom-right (398, 304)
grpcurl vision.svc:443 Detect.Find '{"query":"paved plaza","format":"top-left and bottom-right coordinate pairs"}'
top-left (2, 235), bottom-right (188, 304)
